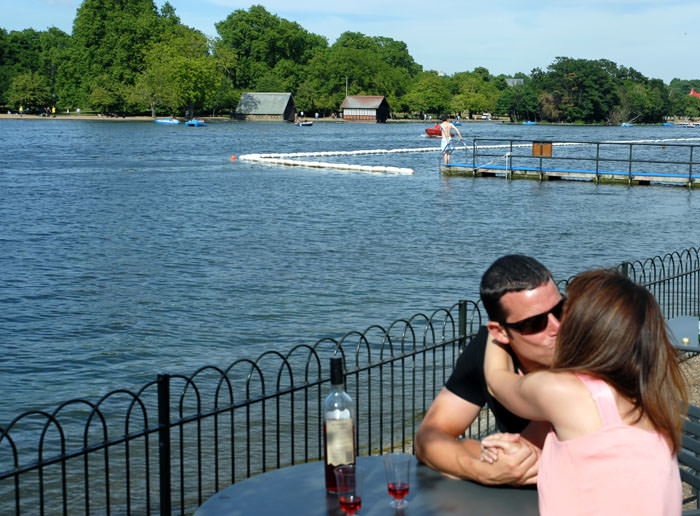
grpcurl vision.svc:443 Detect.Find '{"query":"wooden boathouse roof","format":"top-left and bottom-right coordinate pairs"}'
top-left (235, 92), bottom-right (296, 121)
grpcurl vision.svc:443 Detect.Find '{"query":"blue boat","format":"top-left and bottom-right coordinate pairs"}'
top-left (522, 121), bottom-right (536, 125)
top-left (621, 122), bottom-right (633, 127)
top-left (185, 119), bottom-right (206, 127)
top-left (155, 117), bottom-right (180, 125)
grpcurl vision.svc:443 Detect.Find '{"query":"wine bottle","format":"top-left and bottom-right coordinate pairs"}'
top-left (324, 357), bottom-right (355, 493)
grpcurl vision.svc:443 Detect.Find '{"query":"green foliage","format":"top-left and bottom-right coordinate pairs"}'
top-left (6, 71), bottom-right (51, 109)
top-left (495, 82), bottom-right (539, 122)
top-left (0, 27), bottom-right (70, 105)
top-left (128, 25), bottom-right (217, 116)
top-left (449, 69), bottom-right (502, 116)
top-left (1, 2), bottom-right (699, 122)
top-left (530, 58), bottom-right (620, 123)
top-left (66, 0), bottom-right (161, 108)
top-left (215, 5), bottom-right (326, 89)
top-left (403, 72), bottom-right (451, 115)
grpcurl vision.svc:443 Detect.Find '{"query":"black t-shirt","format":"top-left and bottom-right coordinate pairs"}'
top-left (445, 325), bottom-right (529, 433)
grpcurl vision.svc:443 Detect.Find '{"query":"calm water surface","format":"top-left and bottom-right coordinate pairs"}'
top-left (1, 119), bottom-right (699, 419)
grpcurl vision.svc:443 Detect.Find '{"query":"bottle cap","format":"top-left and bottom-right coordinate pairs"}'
top-left (330, 357), bottom-right (344, 385)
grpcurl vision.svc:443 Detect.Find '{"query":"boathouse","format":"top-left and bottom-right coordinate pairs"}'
top-left (340, 96), bottom-right (390, 123)
top-left (235, 92), bottom-right (296, 122)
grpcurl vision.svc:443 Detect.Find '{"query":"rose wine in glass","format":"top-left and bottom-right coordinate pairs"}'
top-left (339, 495), bottom-right (362, 514)
top-left (388, 482), bottom-right (409, 500)
top-left (334, 465), bottom-right (363, 514)
top-left (383, 453), bottom-right (411, 509)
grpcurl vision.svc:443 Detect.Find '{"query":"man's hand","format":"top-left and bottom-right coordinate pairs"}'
top-left (475, 433), bottom-right (540, 485)
top-left (415, 388), bottom-right (540, 485)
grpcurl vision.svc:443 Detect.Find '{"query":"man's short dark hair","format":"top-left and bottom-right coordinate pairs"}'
top-left (479, 255), bottom-right (553, 322)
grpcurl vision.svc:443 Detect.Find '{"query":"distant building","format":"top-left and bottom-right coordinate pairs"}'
top-left (235, 92), bottom-right (296, 122)
top-left (340, 96), bottom-right (390, 123)
top-left (505, 78), bottom-right (524, 87)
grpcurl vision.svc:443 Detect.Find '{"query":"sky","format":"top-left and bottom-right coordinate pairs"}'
top-left (2, 0), bottom-right (699, 83)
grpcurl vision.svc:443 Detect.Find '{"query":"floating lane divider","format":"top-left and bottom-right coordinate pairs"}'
top-left (235, 146), bottom-right (441, 175)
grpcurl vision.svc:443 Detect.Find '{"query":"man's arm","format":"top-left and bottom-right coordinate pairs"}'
top-left (415, 388), bottom-right (539, 485)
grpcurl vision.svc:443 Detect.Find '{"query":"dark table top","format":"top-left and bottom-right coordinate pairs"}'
top-left (194, 455), bottom-right (538, 516)
top-left (667, 316), bottom-right (699, 352)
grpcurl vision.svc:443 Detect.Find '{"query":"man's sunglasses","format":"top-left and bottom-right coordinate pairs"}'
top-left (501, 297), bottom-right (566, 335)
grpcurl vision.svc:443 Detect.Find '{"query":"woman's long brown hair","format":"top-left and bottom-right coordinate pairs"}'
top-left (553, 269), bottom-right (687, 453)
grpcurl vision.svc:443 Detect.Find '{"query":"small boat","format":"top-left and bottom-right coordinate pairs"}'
top-left (425, 124), bottom-right (441, 137)
top-left (185, 119), bottom-right (206, 127)
top-left (155, 117), bottom-right (180, 125)
top-left (295, 120), bottom-right (313, 126)
top-left (621, 122), bottom-right (633, 127)
top-left (453, 121), bottom-right (462, 126)
top-left (662, 122), bottom-right (674, 127)
top-left (522, 121), bottom-right (536, 125)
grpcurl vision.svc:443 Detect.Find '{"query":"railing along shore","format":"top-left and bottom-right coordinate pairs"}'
top-left (1, 247), bottom-right (699, 515)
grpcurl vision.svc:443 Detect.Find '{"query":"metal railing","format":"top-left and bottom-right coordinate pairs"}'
top-left (1, 247), bottom-right (699, 515)
top-left (445, 138), bottom-right (700, 187)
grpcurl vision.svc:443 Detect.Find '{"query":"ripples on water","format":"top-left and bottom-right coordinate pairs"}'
top-left (1, 119), bottom-right (699, 418)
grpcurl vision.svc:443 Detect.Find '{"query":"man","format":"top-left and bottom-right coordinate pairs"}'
top-left (438, 114), bottom-right (462, 164)
top-left (415, 254), bottom-right (563, 485)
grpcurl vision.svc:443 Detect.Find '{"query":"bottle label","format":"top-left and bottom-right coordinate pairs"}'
top-left (325, 419), bottom-right (354, 466)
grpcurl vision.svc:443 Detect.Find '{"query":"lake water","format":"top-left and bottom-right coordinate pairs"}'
top-left (1, 118), bottom-right (699, 420)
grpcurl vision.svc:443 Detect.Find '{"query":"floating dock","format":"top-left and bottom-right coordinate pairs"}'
top-left (442, 138), bottom-right (700, 188)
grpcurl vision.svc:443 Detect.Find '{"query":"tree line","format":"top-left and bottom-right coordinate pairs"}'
top-left (2, 1), bottom-right (700, 123)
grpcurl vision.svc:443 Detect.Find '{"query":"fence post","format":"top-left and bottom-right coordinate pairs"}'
top-left (620, 261), bottom-right (629, 278)
top-left (158, 374), bottom-right (171, 516)
top-left (458, 300), bottom-right (467, 351)
top-left (690, 146), bottom-right (695, 189)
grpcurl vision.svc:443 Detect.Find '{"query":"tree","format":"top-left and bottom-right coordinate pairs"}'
top-left (215, 5), bottom-right (327, 89)
top-left (496, 83), bottom-right (539, 122)
top-left (403, 72), bottom-right (451, 115)
top-left (449, 69), bottom-right (501, 117)
top-left (66, 0), bottom-right (161, 108)
top-left (530, 58), bottom-right (620, 122)
top-left (129, 25), bottom-right (217, 116)
top-left (5, 71), bottom-right (51, 110)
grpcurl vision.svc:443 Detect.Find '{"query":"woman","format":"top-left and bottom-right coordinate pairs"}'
top-left (483, 269), bottom-right (687, 515)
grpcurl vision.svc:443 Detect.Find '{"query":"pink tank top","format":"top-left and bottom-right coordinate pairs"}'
top-left (537, 374), bottom-right (681, 516)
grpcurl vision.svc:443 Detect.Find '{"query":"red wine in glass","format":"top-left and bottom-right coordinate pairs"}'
top-left (383, 453), bottom-right (411, 509)
top-left (339, 495), bottom-right (362, 514)
top-left (388, 482), bottom-right (409, 500)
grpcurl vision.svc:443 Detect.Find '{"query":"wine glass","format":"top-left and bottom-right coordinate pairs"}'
top-left (334, 465), bottom-right (363, 514)
top-left (382, 453), bottom-right (411, 509)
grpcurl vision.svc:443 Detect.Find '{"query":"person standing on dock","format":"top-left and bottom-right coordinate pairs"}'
top-left (439, 114), bottom-right (462, 164)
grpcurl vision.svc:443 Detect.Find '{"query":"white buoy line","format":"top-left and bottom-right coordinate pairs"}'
top-left (237, 146), bottom-right (443, 174)
top-left (235, 137), bottom-right (700, 175)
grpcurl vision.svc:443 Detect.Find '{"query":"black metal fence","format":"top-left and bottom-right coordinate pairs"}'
top-left (2, 247), bottom-right (699, 515)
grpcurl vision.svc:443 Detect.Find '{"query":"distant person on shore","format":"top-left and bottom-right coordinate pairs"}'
top-left (438, 114), bottom-right (462, 164)
top-left (77, 107), bottom-right (80, 115)
top-left (51, 106), bottom-right (56, 118)
top-left (482, 269), bottom-right (687, 515)
top-left (19, 105), bottom-right (23, 117)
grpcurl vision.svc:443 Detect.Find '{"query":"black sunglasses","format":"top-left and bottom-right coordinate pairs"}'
top-left (501, 297), bottom-right (566, 335)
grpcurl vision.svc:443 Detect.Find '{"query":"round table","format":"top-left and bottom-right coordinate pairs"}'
top-left (194, 455), bottom-right (538, 516)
